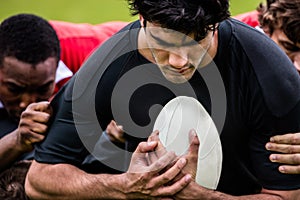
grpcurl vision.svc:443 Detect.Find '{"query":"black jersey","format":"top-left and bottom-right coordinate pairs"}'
top-left (35, 18), bottom-right (300, 195)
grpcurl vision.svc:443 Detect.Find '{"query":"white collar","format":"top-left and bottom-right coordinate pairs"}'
top-left (55, 60), bottom-right (73, 83)
top-left (255, 26), bottom-right (265, 34)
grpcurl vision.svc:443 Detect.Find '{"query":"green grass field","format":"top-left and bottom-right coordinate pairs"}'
top-left (0, 0), bottom-right (263, 23)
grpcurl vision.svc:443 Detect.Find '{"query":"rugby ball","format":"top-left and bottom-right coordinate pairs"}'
top-left (153, 96), bottom-right (222, 189)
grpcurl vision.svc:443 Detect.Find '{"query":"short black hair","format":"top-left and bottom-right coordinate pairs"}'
top-left (128, 0), bottom-right (230, 41)
top-left (0, 14), bottom-right (60, 66)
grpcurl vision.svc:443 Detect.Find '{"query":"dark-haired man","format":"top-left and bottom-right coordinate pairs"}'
top-left (0, 14), bottom-right (60, 172)
top-left (0, 14), bottom-right (129, 199)
top-left (0, 14), bottom-right (127, 173)
top-left (26, 0), bottom-right (300, 199)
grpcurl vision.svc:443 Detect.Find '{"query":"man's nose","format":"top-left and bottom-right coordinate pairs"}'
top-left (168, 52), bottom-right (189, 69)
top-left (293, 53), bottom-right (300, 73)
top-left (19, 93), bottom-right (38, 109)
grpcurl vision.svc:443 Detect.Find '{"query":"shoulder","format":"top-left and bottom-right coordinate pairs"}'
top-left (218, 19), bottom-right (300, 117)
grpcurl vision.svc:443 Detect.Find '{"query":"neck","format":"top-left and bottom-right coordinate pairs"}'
top-left (199, 30), bottom-right (219, 68)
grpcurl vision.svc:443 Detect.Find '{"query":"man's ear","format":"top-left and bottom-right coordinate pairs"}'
top-left (139, 15), bottom-right (145, 27)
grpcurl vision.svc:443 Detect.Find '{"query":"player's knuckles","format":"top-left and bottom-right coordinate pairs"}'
top-left (32, 124), bottom-right (48, 134)
top-left (34, 113), bottom-right (51, 123)
top-left (29, 135), bottom-right (45, 143)
top-left (152, 159), bottom-right (166, 171)
top-left (19, 117), bottom-right (31, 127)
top-left (32, 125), bottom-right (48, 134)
top-left (291, 134), bottom-right (300, 144)
top-left (291, 154), bottom-right (300, 164)
top-left (30, 101), bottom-right (50, 111)
top-left (286, 145), bottom-right (297, 153)
top-left (26, 102), bottom-right (39, 110)
top-left (20, 110), bottom-right (34, 119)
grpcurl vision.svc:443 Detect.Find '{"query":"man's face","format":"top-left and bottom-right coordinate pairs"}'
top-left (0, 56), bottom-right (57, 120)
top-left (144, 22), bottom-right (215, 84)
top-left (270, 29), bottom-right (300, 73)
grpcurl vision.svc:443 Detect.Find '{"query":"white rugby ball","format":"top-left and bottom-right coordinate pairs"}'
top-left (153, 96), bottom-right (222, 189)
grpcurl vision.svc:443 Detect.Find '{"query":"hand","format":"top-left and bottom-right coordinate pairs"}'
top-left (106, 120), bottom-right (125, 143)
top-left (145, 130), bottom-right (200, 199)
top-left (124, 139), bottom-right (192, 199)
top-left (266, 133), bottom-right (300, 174)
top-left (16, 101), bottom-right (52, 152)
top-left (179, 130), bottom-right (199, 180)
top-left (150, 129), bottom-right (199, 182)
top-left (173, 130), bottom-right (201, 199)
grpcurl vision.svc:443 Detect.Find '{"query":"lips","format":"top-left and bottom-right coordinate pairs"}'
top-left (178, 66), bottom-right (193, 74)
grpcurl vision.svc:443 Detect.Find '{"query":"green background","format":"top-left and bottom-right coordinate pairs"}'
top-left (0, 0), bottom-right (263, 24)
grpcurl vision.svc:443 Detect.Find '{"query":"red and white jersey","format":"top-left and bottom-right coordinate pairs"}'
top-left (233, 10), bottom-right (259, 28)
top-left (50, 20), bottom-right (128, 94)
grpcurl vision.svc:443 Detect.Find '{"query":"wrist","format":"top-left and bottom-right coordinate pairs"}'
top-left (11, 129), bottom-right (33, 153)
top-left (119, 173), bottom-right (130, 198)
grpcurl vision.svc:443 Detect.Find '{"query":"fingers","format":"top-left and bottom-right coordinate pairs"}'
top-left (269, 152), bottom-right (300, 174)
top-left (148, 151), bottom-right (177, 173)
top-left (188, 129), bottom-right (200, 156)
top-left (18, 102), bottom-right (53, 146)
top-left (152, 173), bottom-right (191, 197)
top-left (277, 164), bottom-right (300, 174)
top-left (27, 101), bottom-right (52, 114)
top-left (135, 141), bottom-right (158, 154)
top-left (270, 133), bottom-right (300, 145)
top-left (147, 130), bottom-right (167, 165)
top-left (266, 142), bottom-right (300, 154)
top-left (106, 120), bottom-right (125, 143)
top-left (21, 102), bottom-right (52, 124)
top-left (269, 153), bottom-right (300, 165)
top-left (148, 157), bottom-right (188, 188)
top-left (23, 131), bottom-right (46, 144)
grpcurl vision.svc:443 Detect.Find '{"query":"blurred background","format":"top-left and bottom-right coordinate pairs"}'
top-left (0, 0), bottom-right (263, 23)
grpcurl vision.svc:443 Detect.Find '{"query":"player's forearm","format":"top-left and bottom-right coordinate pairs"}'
top-left (175, 181), bottom-right (298, 200)
top-left (0, 130), bottom-right (25, 171)
top-left (25, 160), bottom-right (129, 199)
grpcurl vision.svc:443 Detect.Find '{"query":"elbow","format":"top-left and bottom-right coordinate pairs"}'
top-left (25, 175), bottom-right (39, 200)
top-left (25, 168), bottom-right (39, 199)
top-left (24, 161), bottom-right (47, 199)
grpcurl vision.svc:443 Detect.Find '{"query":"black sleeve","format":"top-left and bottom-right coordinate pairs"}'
top-left (34, 78), bottom-right (99, 166)
top-left (34, 26), bottom-right (135, 167)
top-left (249, 99), bottom-right (300, 190)
top-left (235, 18), bottom-right (300, 189)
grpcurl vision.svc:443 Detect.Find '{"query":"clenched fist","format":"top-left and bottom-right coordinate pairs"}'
top-left (16, 101), bottom-right (52, 152)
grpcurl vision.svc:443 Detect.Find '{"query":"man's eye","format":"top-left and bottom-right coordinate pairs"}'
top-left (281, 42), bottom-right (300, 52)
top-left (7, 85), bottom-right (23, 94)
top-left (37, 84), bottom-right (52, 94)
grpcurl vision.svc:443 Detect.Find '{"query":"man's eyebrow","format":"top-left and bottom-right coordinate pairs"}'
top-left (148, 30), bottom-right (197, 47)
top-left (280, 40), bottom-right (300, 52)
top-left (40, 80), bottom-right (54, 88)
top-left (4, 79), bottom-right (25, 87)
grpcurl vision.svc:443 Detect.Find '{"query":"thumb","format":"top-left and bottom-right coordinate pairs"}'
top-left (135, 141), bottom-right (158, 154)
top-left (33, 101), bottom-right (52, 114)
top-left (188, 129), bottom-right (200, 155)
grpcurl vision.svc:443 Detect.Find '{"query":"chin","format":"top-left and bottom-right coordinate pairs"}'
top-left (165, 75), bottom-right (191, 84)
